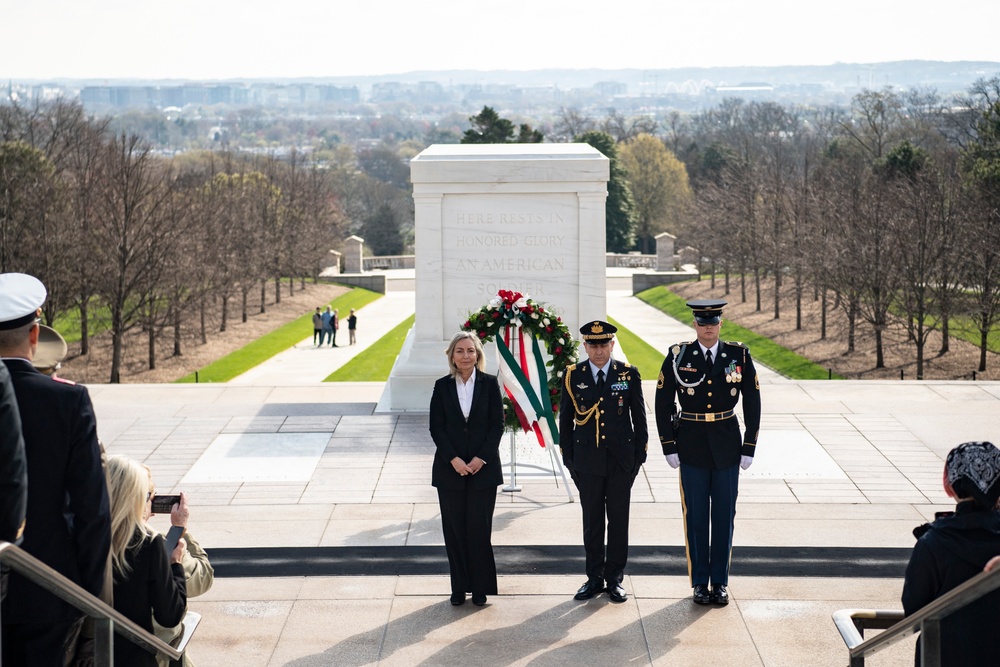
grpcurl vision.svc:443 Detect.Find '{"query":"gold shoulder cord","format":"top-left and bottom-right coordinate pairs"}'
top-left (564, 365), bottom-right (602, 446)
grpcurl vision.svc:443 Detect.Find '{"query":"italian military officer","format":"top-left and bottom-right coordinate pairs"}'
top-left (559, 320), bottom-right (648, 603)
top-left (0, 273), bottom-right (112, 666)
top-left (654, 299), bottom-right (760, 606)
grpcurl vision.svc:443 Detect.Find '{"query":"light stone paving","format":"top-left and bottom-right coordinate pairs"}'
top-left (81, 283), bottom-right (1000, 666)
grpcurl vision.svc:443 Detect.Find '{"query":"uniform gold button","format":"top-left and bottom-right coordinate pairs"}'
top-left (707, 404), bottom-right (712, 409)
top-left (600, 422), bottom-right (605, 427)
top-left (600, 410), bottom-right (605, 414)
top-left (707, 392), bottom-right (712, 397)
top-left (601, 435), bottom-right (606, 440)
top-left (707, 380), bottom-right (712, 385)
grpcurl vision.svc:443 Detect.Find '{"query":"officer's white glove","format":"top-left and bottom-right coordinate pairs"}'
top-left (740, 455), bottom-right (753, 470)
top-left (665, 454), bottom-right (680, 469)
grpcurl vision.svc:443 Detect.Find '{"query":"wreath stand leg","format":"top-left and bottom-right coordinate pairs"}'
top-left (548, 444), bottom-right (575, 503)
top-left (502, 431), bottom-right (521, 492)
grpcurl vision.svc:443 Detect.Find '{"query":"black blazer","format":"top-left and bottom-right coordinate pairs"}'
top-left (0, 361), bottom-right (27, 544)
top-left (429, 372), bottom-right (505, 490)
top-left (113, 531), bottom-right (187, 667)
top-left (1, 358), bottom-right (111, 624)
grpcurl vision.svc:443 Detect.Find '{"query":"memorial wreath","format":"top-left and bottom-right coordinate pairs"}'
top-left (462, 290), bottom-right (578, 443)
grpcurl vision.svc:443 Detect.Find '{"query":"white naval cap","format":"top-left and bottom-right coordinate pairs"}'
top-left (0, 273), bottom-right (47, 330)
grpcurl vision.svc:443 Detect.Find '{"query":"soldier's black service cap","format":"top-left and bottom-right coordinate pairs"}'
top-left (687, 299), bottom-right (727, 325)
top-left (580, 320), bottom-right (616, 343)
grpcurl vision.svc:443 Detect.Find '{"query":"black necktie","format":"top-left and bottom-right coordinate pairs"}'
top-left (705, 349), bottom-right (713, 372)
top-left (597, 369), bottom-right (605, 392)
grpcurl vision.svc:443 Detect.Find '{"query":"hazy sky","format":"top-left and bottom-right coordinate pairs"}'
top-left (4, 0), bottom-right (999, 80)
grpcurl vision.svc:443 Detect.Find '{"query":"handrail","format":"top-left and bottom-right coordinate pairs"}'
top-left (833, 564), bottom-right (1000, 666)
top-left (0, 540), bottom-right (199, 663)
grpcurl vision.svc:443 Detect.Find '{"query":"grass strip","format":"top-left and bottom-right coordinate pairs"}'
top-left (607, 316), bottom-right (666, 381)
top-left (325, 314), bottom-right (415, 382)
top-left (176, 287), bottom-right (382, 383)
top-left (636, 286), bottom-right (843, 380)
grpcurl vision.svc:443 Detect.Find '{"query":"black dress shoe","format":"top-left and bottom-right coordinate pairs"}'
top-left (574, 579), bottom-right (604, 600)
top-left (711, 584), bottom-right (729, 605)
top-left (607, 582), bottom-right (628, 603)
top-left (472, 594), bottom-right (487, 606)
top-left (450, 592), bottom-right (466, 606)
top-left (693, 584), bottom-right (712, 605)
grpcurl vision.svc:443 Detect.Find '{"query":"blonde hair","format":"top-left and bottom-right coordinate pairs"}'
top-left (105, 455), bottom-right (155, 578)
top-left (445, 331), bottom-right (486, 377)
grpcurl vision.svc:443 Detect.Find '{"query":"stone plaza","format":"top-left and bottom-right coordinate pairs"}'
top-left (85, 273), bottom-right (1000, 666)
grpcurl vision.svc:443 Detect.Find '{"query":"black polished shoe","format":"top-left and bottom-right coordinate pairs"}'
top-left (450, 592), bottom-right (466, 606)
top-left (574, 579), bottom-right (605, 600)
top-left (711, 584), bottom-right (729, 605)
top-left (693, 584), bottom-right (712, 605)
top-left (607, 582), bottom-right (628, 603)
top-left (472, 594), bottom-right (487, 606)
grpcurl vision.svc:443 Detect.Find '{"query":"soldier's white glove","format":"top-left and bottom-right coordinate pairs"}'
top-left (740, 455), bottom-right (753, 470)
top-left (665, 454), bottom-right (680, 469)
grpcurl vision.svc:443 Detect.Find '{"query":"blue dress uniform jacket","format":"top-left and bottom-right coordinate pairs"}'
top-left (559, 359), bottom-right (648, 476)
top-left (654, 340), bottom-right (761, 469)
top-left (1, 359), bottom-right (111, 624)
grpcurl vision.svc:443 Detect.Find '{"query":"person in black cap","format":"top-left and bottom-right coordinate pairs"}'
top-left (654, 299), bottom-right (760, 606)
top-left (559, 320), bottom-right (647, 603)
top-left (902, 441), bottom-right (1000, 667)
top-left (0, 273), bottom-right (111, 666)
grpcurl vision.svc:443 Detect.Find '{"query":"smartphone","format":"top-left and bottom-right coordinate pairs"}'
top-left (150, 494), bottom-right (181, 514)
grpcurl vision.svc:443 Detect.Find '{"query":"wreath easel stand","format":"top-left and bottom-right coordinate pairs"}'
top-left (462, 290), bottom-right (577, 502)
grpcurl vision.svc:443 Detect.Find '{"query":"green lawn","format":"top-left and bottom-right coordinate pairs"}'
top-left (607, 316), bottom-right (665, 381)
top-left (636, 286), bottom-right (843, 380)
top-left (176, 287), bottom-right (382, 383)
top-left (51, 305), bottom-right (113, 344)
top-left (325, 314), bottom-right (414, 382)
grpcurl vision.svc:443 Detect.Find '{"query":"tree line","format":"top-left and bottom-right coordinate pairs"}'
top-left (0, 100), bottom-right (412, 382)
top-left (469, 81), bottom-right (1000, 377)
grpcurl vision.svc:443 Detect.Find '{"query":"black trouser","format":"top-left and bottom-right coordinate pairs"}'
top-left (576, 463), bottom-right (634, 584)
top-left (2, 618), bottom-right (79, 666)
top-left (313, 328), bottom-right (322, 344)
top-left (437, 485), bottom-right (498, 596)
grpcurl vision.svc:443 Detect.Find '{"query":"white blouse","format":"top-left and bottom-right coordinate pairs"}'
top-left (456, 368), bottom-right (476, 419)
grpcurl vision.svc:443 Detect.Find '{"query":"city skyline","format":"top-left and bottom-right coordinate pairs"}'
top-left (4, 0), bottom-right (999, 81)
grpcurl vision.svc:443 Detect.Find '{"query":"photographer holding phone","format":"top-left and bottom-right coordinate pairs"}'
top-left (106, 455), bottom-right (187, 667)
top-left (153, 492), bottom-right (214, 667)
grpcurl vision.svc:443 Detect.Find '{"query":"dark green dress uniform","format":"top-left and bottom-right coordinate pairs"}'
top-left (559, 322), bottom-right (647, 591)
top-left (654, 306), bottom-right (761, 590)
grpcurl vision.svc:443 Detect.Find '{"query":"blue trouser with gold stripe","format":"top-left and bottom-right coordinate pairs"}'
top-left (679, 463), bottom-right (739, 586)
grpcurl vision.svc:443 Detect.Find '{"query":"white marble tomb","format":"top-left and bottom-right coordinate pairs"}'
top-left (383, 143), bottom-right (609, 411)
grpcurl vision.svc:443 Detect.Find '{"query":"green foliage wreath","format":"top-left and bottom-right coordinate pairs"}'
top-left (462, 290), bottom-right (578, 433)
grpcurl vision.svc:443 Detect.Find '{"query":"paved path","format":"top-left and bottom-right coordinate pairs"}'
top-left (78, 278), bottom-right (1000, 666)
top-left (228, 290), bottom-right (415, 385)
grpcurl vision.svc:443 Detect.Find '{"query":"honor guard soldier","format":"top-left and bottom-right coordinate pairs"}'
top-left (0, 273), bottom-right (111, 666)
top-left (559, 320), bottom-right (648, 603)
top-left (654, 299), bottom-right (760, 606)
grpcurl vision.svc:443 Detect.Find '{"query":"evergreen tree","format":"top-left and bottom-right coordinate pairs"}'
top-left (575, 131), bottom-right (637, 252)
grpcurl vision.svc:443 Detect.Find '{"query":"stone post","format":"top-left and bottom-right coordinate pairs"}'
top-left (343, 235), bottom-right (364, 274)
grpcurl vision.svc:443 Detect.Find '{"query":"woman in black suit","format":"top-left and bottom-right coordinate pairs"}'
top-left (106, 455), bottom-right (187, 667)
top-left (430, 331), bottom-right (505, 606)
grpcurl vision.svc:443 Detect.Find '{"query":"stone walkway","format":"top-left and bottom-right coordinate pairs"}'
top-left (84, 277), bottom-right (1000, 666)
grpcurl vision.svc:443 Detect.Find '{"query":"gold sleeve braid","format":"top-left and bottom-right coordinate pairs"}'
top-left (563, 365), bottom-right (602, 447)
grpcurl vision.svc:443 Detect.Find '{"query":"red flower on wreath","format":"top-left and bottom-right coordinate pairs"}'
top-left (460, 293), bottom-right (579, 434)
